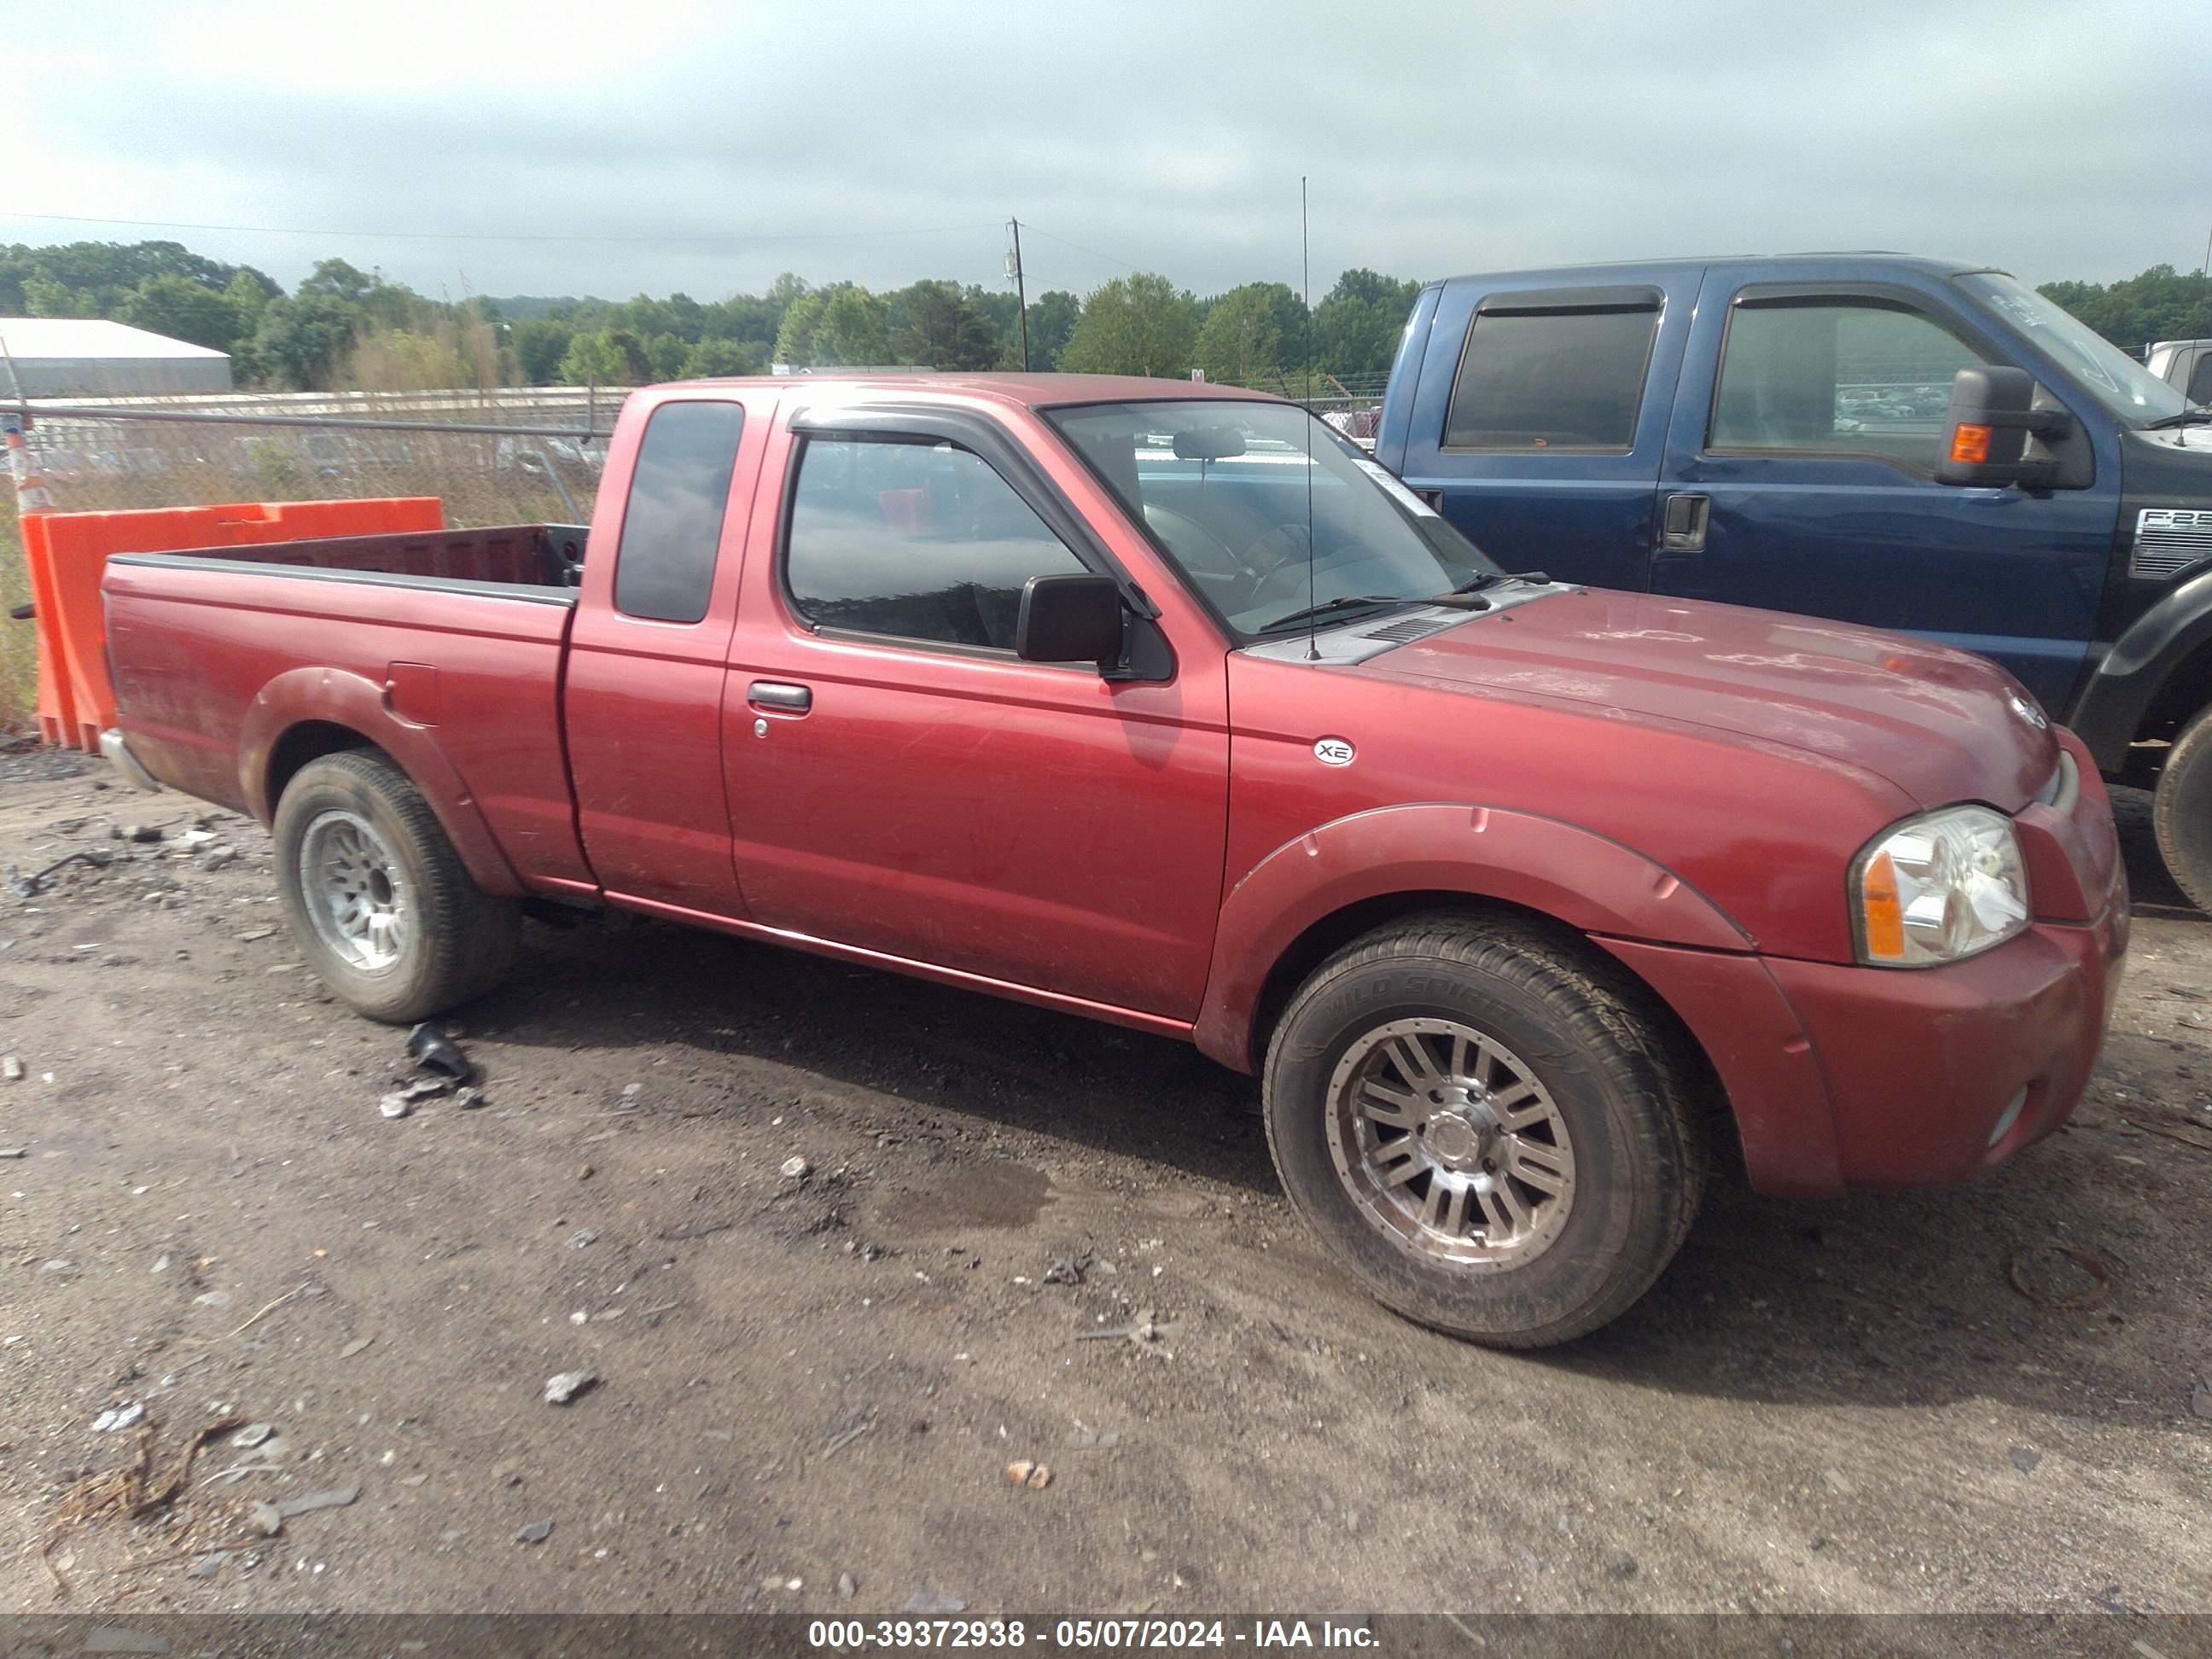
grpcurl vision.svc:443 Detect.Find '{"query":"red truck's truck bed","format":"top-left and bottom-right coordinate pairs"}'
top-left (102, 525), bottom-right (596, 894)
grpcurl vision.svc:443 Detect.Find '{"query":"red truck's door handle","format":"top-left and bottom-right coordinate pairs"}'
top-left (748, 680), bottom-right (812, 713)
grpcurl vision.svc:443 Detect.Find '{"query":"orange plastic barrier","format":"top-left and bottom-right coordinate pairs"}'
top-left (25, 498), bottom-right (443, 751)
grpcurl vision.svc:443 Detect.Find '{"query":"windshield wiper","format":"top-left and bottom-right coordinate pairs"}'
top-left (1256, 594), bottom-right (1411, 634)
top-left (2144, 409), bottom-right (2212, 429)
top-left (1434, 568), bottom-right (1551, 602)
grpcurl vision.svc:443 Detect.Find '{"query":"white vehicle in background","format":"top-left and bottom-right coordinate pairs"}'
top-left (2145, 338), bottom-right (2212, 405)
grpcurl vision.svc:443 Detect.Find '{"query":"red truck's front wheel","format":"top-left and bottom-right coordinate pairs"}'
top-left (1262, 914), bottom-right (1707, 1348)
top-left (273, 749), bottom-right (521, 1023)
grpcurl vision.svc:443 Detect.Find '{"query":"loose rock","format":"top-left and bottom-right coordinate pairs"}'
top-left (515, 1519), bottom-right (553, 1545)
top-left (902, 1591), bottom-right (966, 1615)
top-left (276, 1485), bottom-right (360, 1518)
top-left (837, 1572), bottom-right (858, 1598)
top-left (92, 1403), bottom-right (146, 1433)
top-left (780, 1155), bottom-right (809, 1179)
top-left (2010, 1446), bottom-right (2041, 1473)
top-left (0, 1146), bottom-right (23, 1159)
top-left (340, 1336), bottom-right (375, 1359)
top-left (202, 846), bottom-right (241, 870)
top-left (249, 1502), bottom-right (284, 1537)
top-left (544, 1370), bottom-right (598, 1406)
top-left (3, 1056), bottom-right (21, 1081)
top-left (232, 1423), bottom-right (275, 1449)
top-left (568, 1230), bottom-right (597, 1250)
top-left (1004, 1460), bottom-right (1051, 1489)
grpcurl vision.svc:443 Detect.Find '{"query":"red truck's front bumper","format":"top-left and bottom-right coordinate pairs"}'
top-left (1601, 737), bottom-right (2129, 1196)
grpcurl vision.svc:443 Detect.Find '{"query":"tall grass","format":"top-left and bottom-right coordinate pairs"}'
top-left (0, 396), bottom-right (606, 734)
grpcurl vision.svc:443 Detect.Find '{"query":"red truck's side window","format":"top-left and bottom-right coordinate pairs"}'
top-left (783, 436), bottom-right (1086, 652)
top-left (613, 401), bottom-right (747, 624)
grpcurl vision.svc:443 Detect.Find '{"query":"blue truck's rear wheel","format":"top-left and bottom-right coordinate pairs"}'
top-left (2154, 705), bottom-right (2212, 912)
top-left (272, 749), bottom-right (520, 1022)
top-left (1261, 912), bottom-right (1707, 1348)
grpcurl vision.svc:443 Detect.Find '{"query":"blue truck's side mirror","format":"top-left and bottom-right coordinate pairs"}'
top-left (1936, 366), bottom-right (2069, 489)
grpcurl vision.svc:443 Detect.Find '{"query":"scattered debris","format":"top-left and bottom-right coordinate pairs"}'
top-left (1063, 1431), bottom-right (1121, 1450)
top-left (2009, 1446), bottom-right (2041, 1473)
top-left (3, 1055), bottom-right (22, 1080)
top-left (249, 1502), bottom-right (284, 1537)
top-left (656, 1220), bottom-right (733, 1242)
top-left (186, 1552), bottom-right (225, 1580)
top-left (380, 1077), bottom-right (452, 1120)
top-left (43, 1412), bottom-right (249, 1591)
top-left (780, 1155), bottom-right (810, 1180)
top-left (577, 1163), bottom-right (594, 1181)
top-left (1076, 1307), bottom-right (1178, 1347)
top-left (232, 1423), bottom-right (275, 1450)
top-left (515, 1519), bottom-right (553, 1545)
top-left (454, 1086), bottom-right (485, 1109)
top-left (821, 1411), bottom-right (876, 1457)
top-left (901, 1591), bottom-right (967, 1615)
top-left (1043, 1251), bottom-right (1091, 1286)
top-left (0, 1146), bottom-right (24, 1159)
top-left (544, 1370), bottom-right (598, 1406)
top-left (1004, 1460), bottom-right (1052, 1490)
top-left (406, 1023), bottom-right (472, 1081)
top-left (276, 1485), bottom-right (359, 1519)
top-left (92, 1405), bottom-right (146, 1435)
top-left (2008, 1245), bottom-right (2111, 1309)
top-left (201, 846), bottom-right (241, 870)
top-left (837, 1572), bottom-right (857, 1598)
top-left (119, 824), bottom-right (165, 844)
top-left (339, 1336), bottom-right (375, 1359)
top-left (567, 1229), bottom-right (597, 1250)
top-left (6, 850), bottom-right (112, 898)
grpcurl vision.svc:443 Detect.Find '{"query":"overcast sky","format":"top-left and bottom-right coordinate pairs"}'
top-left (8, 0), bottom-right (2207, 304)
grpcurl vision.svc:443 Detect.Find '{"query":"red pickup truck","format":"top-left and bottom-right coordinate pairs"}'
top-left (99, 374), bottom-right (2128, 1347)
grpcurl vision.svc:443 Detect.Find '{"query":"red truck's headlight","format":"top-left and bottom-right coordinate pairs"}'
top-left (1851, 806), bottom-right (2030, 967)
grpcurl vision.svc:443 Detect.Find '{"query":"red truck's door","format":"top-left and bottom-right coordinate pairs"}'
top-left (565, 387), bottom-right (774, 913)
top-left (719, 405), bottom-right (1231, 1021)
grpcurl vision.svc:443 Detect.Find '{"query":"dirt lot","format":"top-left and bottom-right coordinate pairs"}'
top-left (0, 748), bottom-right (2206, 1619)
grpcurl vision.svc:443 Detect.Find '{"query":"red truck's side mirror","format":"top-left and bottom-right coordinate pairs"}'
top-left (1016, 573), bottom-right (1125, 672)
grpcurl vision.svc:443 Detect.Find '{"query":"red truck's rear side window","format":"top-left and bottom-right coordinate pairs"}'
top-left (614, 401), bottom-right (746, 624)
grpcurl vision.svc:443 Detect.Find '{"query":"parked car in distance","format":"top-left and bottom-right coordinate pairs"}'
top-left (101, 373), bottom-right (2127, 1347)
top-left (1375, 254), bottom-right (2212, 904)
top-left (2145, 337), bottom-right (2212, 406)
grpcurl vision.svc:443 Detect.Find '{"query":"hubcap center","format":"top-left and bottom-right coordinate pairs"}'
top-left (1424, 1114), bottom-right (1488, 1168)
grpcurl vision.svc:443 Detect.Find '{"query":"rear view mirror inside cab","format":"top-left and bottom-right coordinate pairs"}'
top-left (1173, 428), bottom-right (1247, 462)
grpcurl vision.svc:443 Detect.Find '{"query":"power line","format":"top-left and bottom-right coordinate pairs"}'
top-left (0, 209), bottom-right (1004, 247)
top-left (1016, 222), bottom-right (1146, 275)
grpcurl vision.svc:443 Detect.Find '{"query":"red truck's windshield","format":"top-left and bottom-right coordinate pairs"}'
top-left (1047, 399), bottom-right (1499, 638)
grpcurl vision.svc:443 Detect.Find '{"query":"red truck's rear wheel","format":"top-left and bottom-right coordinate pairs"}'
top-left (1262, 914), bottom-right (1706, 1348)
top-left (273, 749), bottom-right (520, 1023)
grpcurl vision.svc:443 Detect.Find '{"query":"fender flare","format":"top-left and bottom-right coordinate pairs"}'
top-left (1191, 800), bottom-right (1753, 1071)
top-left (237, 666), bottom-right (525, 897)
top-left (2068, 568), bottom-right (2212, 771)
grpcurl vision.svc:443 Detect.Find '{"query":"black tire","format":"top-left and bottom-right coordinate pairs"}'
top-left (1262, 913), bottom-right (1707, 1348)
top-left (272, 748), bottom-right (520, 1022)
top-left (2154, 704), bottom-right (2212, 911)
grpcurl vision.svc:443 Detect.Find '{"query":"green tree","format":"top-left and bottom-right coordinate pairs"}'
top-left (20, 276), bottom-right (87, 317)
top-left (556, 329), bottom-right (633, 387)
top-left (1195, 284), bottom-right (1284, 386)
top-left (680, 337), bottom-right (768, 377)
top-left (643, 330), bottom-right (689, 381)
top-left (2038, 265), bottom-right (2212, 355)
top-left (120, 272), bottom-right (247, 352)
top-left (895, 280), bottom-right (1000, 369)
top-left (1025, 290), bottom-right (1080, 368)
top-left (249, 292), bottom-right (364, 389)
top-left (224, 269), bottom-right (271, 328)
top-left (1313, 268), bottom-right (1423, 380)
top-left (510, 318), bottom-right (574, 384)
top-left (774, 283), bottom-right (892, 366)
top-left (1058, 273), bottom-right (1199, 378)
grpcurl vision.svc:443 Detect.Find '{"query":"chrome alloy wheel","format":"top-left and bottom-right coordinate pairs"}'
top-left (299, 809), bottom-right (410, 972)
top-left (1325, 1017), bottom-right (1576, 1266)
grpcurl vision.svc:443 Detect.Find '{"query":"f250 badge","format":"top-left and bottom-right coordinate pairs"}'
top-left (1313, 737), bottom-right (1355, 766)
top-left (2008, 692), bottom-right (2048, 731)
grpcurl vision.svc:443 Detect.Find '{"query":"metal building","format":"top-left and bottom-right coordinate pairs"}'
top-left (0, 317), bottom-right (233, 397)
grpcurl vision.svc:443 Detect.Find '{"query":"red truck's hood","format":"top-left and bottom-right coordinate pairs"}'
top-left (1361, 587), bottom-right (2059, 810)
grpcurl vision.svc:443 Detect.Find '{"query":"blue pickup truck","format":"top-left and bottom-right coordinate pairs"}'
top-left (1376, 253), bottom-right (2212, 900)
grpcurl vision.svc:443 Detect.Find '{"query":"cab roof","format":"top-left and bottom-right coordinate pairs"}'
top-left (664, 372), bottom-right (1289, 409)
top-left (1423, 253), bottom-right (2001, 291)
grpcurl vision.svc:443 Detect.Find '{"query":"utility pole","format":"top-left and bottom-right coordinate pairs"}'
top-left (1008, 218), bottom-right (1032, 370)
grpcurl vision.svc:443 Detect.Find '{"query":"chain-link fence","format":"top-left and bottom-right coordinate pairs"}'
top-left (2, 387), bottom-right (632, 729)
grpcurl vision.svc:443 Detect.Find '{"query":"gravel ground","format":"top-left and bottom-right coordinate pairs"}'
top-left (0, 749), bottom-right (2205, 1617)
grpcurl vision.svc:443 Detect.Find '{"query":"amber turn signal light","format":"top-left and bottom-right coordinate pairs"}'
top-left (1949, 422), bottom-right (1994, 465)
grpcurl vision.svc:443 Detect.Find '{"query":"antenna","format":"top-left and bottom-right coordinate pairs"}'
top-left (1008, 218), bottom-right (1032, 371)
top-left (1301, 176), bottom-right (1318, 662)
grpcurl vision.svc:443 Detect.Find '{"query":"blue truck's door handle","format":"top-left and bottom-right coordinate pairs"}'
top-left (1660, 493), bottom-right (1709, 553)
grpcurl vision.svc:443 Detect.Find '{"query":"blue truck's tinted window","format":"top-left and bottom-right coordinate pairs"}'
top-left (1443, 307), bottom-right (1657, 451)
top-left (1710, 301), bottom-right (1983, 470)
top-left (614, 401), bottom-right (746, 624)
top-left (783, 437), bottom-right (1085, 651)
